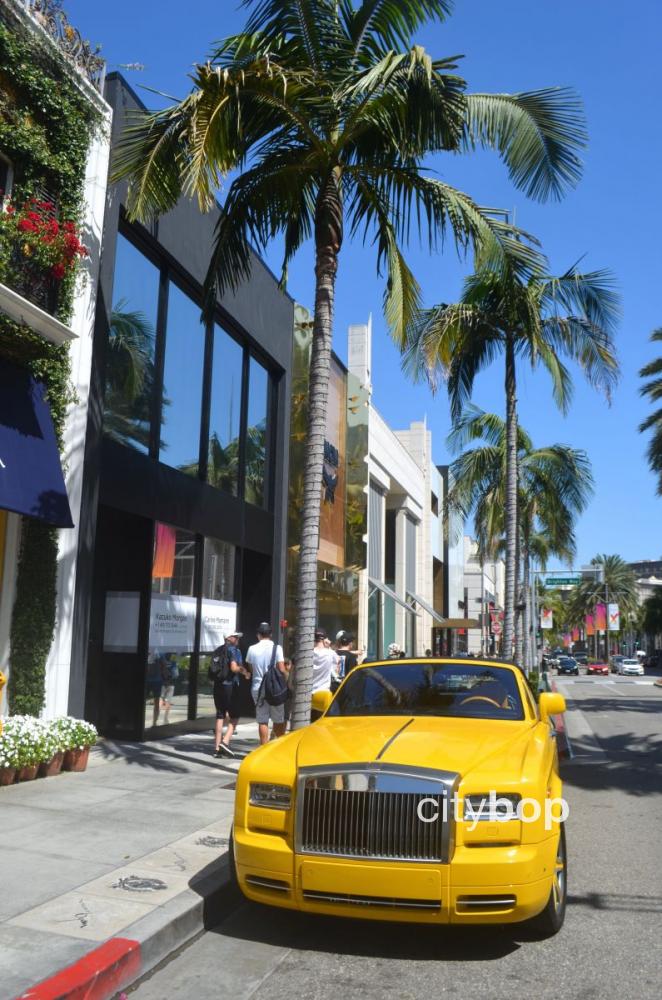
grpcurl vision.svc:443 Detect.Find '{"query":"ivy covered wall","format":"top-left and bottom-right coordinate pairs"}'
top-left (0, 2), bottom-right (101, 715)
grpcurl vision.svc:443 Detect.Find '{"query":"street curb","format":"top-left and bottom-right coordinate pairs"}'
top-left (15, 855), bottom-right (236, 1000)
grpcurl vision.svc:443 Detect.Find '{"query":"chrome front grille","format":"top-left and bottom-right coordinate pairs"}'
top-left (296, 764), bottom-right (458, 863)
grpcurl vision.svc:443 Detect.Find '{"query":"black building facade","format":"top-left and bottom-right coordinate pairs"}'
top-left (71, 75), bottom-right (293, 739)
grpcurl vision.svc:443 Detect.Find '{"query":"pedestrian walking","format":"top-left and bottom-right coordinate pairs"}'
top-left (387, 642), bottom-right (402, 659)
top-left (245, 623), bottom-right (288, 745)
top-left (312, 628), bottom-right (340, 692)
top-left (334, 631), bottom-right (358, 686)
top-left (209, 630), bottom-right (249, 758)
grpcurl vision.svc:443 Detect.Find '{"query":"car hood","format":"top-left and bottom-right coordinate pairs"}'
top-left (295, 715), bottom-right (533, 780)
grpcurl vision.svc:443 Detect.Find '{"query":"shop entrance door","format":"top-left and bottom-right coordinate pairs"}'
top-left (85, 505), bottom-right (152, 738)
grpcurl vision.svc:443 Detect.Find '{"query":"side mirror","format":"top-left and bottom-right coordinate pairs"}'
top-left (539, 692), bottom-right (566, 723)
top-left (311, 689), bottom-right (333, 715)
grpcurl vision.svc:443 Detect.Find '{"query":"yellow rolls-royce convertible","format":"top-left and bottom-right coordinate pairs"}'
top-left (231, 658), bottom-right (568, 935)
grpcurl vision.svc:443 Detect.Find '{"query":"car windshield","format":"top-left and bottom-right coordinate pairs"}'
top-left (622, 659), bottom-right (639, 665)
top-left (328, 662), bottom-right (524, 720)
top-left (559, 657), bottom-right (575, 664)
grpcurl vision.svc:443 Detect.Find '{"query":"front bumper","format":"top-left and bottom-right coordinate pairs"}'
top-left (234, 829), bottom-right (557, 925)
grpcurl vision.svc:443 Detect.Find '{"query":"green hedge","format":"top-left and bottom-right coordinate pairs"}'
top-left (1, 8), bottom-right (100, 715)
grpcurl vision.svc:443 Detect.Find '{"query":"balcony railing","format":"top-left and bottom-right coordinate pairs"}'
top-left (20, 0), bottom-right (106, 91)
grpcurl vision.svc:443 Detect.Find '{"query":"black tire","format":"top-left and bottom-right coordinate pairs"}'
top-left (527, 824), bottom-right (567, 937)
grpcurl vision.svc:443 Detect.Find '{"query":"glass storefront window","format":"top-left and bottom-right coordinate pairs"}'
top-left (146, 524), bottom-right (196, 729)
top-left (160, 283), bottom-right (206, 476)
top-left (105, 234), bottom-right (159, 453)
top-left (207, 324), bottom-right (243, 496)
top-left (245, 356), bottom-right (269, 507)
top-left (197, 537), bottom-right (238, 719)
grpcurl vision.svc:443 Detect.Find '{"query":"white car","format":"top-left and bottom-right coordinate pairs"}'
top-left (618, 658), bottom-right (644, 676)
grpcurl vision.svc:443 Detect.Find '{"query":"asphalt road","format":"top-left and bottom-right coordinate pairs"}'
top-left (127, 678), bottom-right (662, 1000)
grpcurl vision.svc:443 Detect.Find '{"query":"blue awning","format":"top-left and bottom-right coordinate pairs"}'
top-left (0, 361), bottom-right (73, 528)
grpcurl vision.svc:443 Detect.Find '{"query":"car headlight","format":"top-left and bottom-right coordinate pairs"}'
top-left (464, 793), bottom-right (521, 821)
top-left (249, 782), bottom-right (292, 809)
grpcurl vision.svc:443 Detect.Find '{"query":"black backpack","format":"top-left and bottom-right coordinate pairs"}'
top-left (260, 642), bottom-right (289, 706)
top-left (208, 644), bottom-right (232, 683)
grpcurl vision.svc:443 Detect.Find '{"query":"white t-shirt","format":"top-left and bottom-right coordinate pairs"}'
top-left (246, 639), bottom-right (285, 701)
top-left (312, 646), bottom-right (339, 693)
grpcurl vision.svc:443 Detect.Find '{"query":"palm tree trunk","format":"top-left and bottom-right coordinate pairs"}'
top-left (502, 332), bottom-right (518, 659)
top-left (522, 545), bottom-right (531, 673)
top-left (291, 173), bottom-right (342, 730)
top-left (514, 517), bottom-right (523, 666)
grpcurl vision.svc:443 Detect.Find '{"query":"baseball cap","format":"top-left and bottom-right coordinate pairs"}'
top-left (336, 630), bottom-right (353, 645)
top-left (226, 629), bottom-right (243, 639)
top-left (257, 622), bottom-right (272, 636)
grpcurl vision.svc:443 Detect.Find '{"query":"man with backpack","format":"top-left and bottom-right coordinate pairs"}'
top-left (210, 630), bottom-right (248, 758)
top-left (245, 622), bottom-right (288, 745)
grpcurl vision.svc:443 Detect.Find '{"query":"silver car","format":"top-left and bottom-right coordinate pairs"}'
top-left (618, 658), bottom-right (644, 676)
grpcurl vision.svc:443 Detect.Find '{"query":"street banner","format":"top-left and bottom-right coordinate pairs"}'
top-left (585, 613), bottom-right (595, 636)
top-left (608, 603), bottom-right (620, 631)
top-left (540, 608), bottom-right (553, 629)
top-left (563, 633), bottom-right (572, 645)
top-left (595, 603), bottom-right (607, 631)
top-left (572, 628), bottom-right (580, 642)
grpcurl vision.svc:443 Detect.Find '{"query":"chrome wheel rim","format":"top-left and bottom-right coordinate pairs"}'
top-left (552, 833), bottom-right (566, 912)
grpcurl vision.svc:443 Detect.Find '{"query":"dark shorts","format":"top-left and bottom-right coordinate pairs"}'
top-left (214, 681), bottom-right (241, 720)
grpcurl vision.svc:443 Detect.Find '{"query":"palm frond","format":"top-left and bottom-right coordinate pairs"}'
top-left (343, 0), bottom-right (453, 62)
top-left (464, 88), bottom-right (586, 201)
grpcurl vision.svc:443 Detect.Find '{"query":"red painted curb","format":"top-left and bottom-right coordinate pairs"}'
top-left (17, 937), bottom-right (141, 1000)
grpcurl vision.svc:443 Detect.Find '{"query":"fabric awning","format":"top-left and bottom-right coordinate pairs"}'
top-left (406, 590), bottom-right (447, 625)
top-left (368, 577), bottom-right (420, 616)
top-left (0, 361), bottom-right (73, 528)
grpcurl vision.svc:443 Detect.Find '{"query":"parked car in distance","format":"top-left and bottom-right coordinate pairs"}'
top-left (618, 658), bottom-right (645, 676)
top-left (587, 662), bottom-right (609, 676)
top-left (574, 653), bottom-right (588, 666)
top-left (610, 655), bottom-right (624, 674)
top-left (557, 656), bottom-right (579, 676)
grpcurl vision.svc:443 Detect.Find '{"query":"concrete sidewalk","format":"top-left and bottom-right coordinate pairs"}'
top-left (0, 724), bottom-right (257, 999)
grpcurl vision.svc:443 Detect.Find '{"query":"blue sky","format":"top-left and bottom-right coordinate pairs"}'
top-left (68, 0), bottom-right (662, 567)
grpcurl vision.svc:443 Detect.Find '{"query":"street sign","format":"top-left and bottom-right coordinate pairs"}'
top-left (544, 576), bottom-right (581, 586)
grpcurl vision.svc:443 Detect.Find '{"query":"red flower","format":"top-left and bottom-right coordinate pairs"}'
top-left (18, 218), bottom-right (37, 232)
top-left (63, 221), bottom-right (77, 234)
top-left (27, 210), bottom-right (42, 222)
top-left (48, 219), bottom-right (60, 235)
top-left (51, 263), bottom-right (66, 280)
top-left (6, 205), bottom-right (15, 215)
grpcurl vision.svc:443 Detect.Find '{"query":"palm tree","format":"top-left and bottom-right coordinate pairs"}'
top-left (405, 261), bottom-right (618, 658)
top-left (112, 0), bottom-right (589, 726)
top-left (446, 406), bottom-right (593, 666)
top-left (639, 328), bottom-right (662, 494)
top-left (104, 302), bottom-right (156, 450)
top-left (569, 554), bottom-right (638, 659)
top-left (641, 591), bottom-right (662, 647)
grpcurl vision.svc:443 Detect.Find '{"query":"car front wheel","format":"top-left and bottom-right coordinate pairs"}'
top-left (527, 824), bottom-right (567, 937)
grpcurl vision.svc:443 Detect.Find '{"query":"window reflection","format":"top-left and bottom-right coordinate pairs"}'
top-left (160, 283), bottom-right (205, 476)
top-left (197, 537), bottom-right (237, 719)
top-left (207, 324), bottom-right (242, 496)
top-left (245, 356), bottom-right (269, 507)
top-left (146, 524), bottom-right (196, 729)
top-left (105, 234), bottom-right (159, 453)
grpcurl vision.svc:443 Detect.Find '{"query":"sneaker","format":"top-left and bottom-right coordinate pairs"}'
top-left (213, 748), bottom-right (224, 759)
top-left (218, 743), bottom-right (236, 758)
